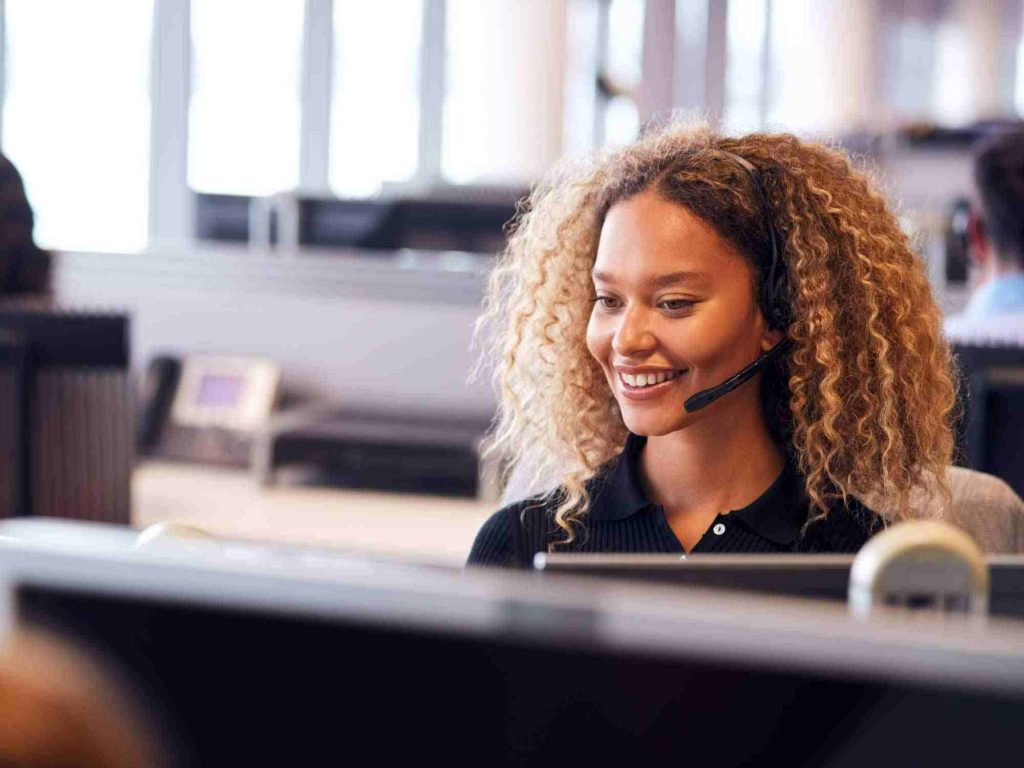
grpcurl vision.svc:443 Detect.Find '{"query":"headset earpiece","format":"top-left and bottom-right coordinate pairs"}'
top-left (682, 150), bottom-right (791, 413)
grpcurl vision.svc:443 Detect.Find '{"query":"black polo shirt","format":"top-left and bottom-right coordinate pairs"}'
top-left (467, 432), bottom-right (884, 568)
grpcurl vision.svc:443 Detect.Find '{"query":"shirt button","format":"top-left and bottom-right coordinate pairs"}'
top-left (713, 523), bottom-right (726, 536)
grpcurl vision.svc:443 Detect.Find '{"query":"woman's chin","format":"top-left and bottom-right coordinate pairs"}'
top-left (620, 405), bottom-right (692, 437)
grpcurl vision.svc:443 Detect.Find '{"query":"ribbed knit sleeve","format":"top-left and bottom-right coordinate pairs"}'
top-left (466, 506), bottom-right (517, 567)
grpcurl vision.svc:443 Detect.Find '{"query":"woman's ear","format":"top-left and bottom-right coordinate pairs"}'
top-left (760, 327), bottom-right (785, 352)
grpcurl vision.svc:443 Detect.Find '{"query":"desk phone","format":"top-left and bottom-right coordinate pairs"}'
top-left (139, 354), bottom-right (280, 467)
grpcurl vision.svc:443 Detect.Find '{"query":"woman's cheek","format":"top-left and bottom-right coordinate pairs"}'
top-left (679, 317), bottom-right (758, 381)
top-left (671, 313), bottom-right (721, 364)
top-left (584, 314), bottom-right (608, 366)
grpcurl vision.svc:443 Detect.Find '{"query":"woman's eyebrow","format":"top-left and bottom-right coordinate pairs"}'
top-left (591, 270), bottom-right (710, 287)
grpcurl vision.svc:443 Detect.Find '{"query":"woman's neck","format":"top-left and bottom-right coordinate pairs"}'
top-left (640, 392), bottom-right (785, 519)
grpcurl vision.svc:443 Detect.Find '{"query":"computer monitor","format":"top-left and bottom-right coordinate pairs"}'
top-left (194, 193), bottom-right (251, 242)
top-left (195, 191), bottom-right (520, 254)
top-left (962, 367), bottom-right (1024, 497)
top-left (392, 199), bottom-right (518, 254)
top-left (534, 552), bottom-right (1024, 619)
top-left (951, 344), bottom-right (1024, 488)
top-left (298, 198), bottom-right (400, 250)
top-left (1, 520), bottom-right (1022, 766)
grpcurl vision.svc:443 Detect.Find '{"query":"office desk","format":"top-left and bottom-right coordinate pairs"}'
top-left (132, 460), bottom-right (495, 566)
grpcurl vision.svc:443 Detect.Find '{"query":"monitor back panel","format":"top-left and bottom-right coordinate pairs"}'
top-left (536, 554), bottom-right (1024, 619)
top-left (16, 584), bottom-right (1024, 768)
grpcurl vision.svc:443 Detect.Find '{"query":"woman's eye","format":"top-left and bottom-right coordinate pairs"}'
top-left (660, 298), bottom-right (694, 312)
top-left (592, 296), bottom-right (620, 310)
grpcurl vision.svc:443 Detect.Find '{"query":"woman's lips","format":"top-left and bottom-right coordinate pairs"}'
top-left (617, 370), bottom-right (688, 401)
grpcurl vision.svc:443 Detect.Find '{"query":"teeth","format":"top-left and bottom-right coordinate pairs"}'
top-left (619, 370), bottom-right (680, 388)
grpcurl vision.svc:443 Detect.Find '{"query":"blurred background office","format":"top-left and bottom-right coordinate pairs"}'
top-left (1, 0), bottom-right (1024, 563)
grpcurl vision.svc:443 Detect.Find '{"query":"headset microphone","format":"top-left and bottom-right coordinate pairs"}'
top-left (682, 150), bottom-right (791, 414)
top-left (683, 338), bottom-right (790, 413)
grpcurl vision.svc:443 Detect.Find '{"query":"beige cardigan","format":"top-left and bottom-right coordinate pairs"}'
top-left (864, 467), bottom-right (1024, 554)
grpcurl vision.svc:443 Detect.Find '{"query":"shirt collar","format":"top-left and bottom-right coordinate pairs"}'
top-left (588, 432), bottom-right (807, 546)
top-left (728, 459), bottom-right (807, 546)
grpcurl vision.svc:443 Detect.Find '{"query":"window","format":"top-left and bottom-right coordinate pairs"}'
top-left (563, 0), bottom-right (601, 154)
top-left (442, 0), bottom-right (568, 184)
top-left (765, 0), bottom-right (822, 132)
top-left (330, 0), bottom-right (423, 196)
top-left (882, 14), bottom-right (936, 122)
top-left (2, 0), bottom-right (153, 252)
top-left (930, 13), bottom-right (974, 126)
top-left (189, 0), bottom-right (304, 195)
top-left (441, 0), bottom-right (499, 183)
top-left (723, 0), bottom-right (768, 132)
top-left (603, 0), bottom-right (644, 146)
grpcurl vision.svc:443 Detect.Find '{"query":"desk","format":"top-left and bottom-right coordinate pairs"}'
top-left (132, 460), bottom-right (495, 566)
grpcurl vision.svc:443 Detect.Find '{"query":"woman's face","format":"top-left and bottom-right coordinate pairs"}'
top-left (586, 189), bottom-right (780, 436)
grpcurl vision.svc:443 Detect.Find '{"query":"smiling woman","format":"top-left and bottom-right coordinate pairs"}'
top-left (467, 121), bottom-right (958, 566)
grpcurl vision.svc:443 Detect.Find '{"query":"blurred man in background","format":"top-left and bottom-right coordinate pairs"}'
top-left (954, 130), bottom-right (1024, 323)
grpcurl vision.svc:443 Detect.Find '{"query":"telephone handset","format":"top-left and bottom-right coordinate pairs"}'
top-left (138, 356), bottom-right (181, 452)
top-left (138, 354), bottom-right (281, 466)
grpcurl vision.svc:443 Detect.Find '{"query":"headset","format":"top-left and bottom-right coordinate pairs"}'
top-left (683, 150), bottom-right (792, 413)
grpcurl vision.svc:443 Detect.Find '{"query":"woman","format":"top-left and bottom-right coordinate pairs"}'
top-left (468, 123), bottom-right (957, 568)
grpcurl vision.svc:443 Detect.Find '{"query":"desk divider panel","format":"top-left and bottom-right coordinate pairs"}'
top-left (0, 305), bottom-right (131, 523)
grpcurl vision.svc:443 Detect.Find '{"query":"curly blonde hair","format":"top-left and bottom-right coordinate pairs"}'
top-left (477, 122), bottom-right (958, 547)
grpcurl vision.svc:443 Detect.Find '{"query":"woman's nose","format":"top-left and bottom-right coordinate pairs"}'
top-left (612, 306), bottom-right (657, 357)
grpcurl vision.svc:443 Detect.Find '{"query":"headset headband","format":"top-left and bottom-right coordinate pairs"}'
top-left (716, 150), bottom-right (789, 330)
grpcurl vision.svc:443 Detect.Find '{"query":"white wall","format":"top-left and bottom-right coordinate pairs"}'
top-left (53, 248), bottom-right (497, 419)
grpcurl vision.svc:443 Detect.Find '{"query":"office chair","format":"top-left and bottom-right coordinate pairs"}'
top-left (862, 465), bottom-right (1024, 555)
